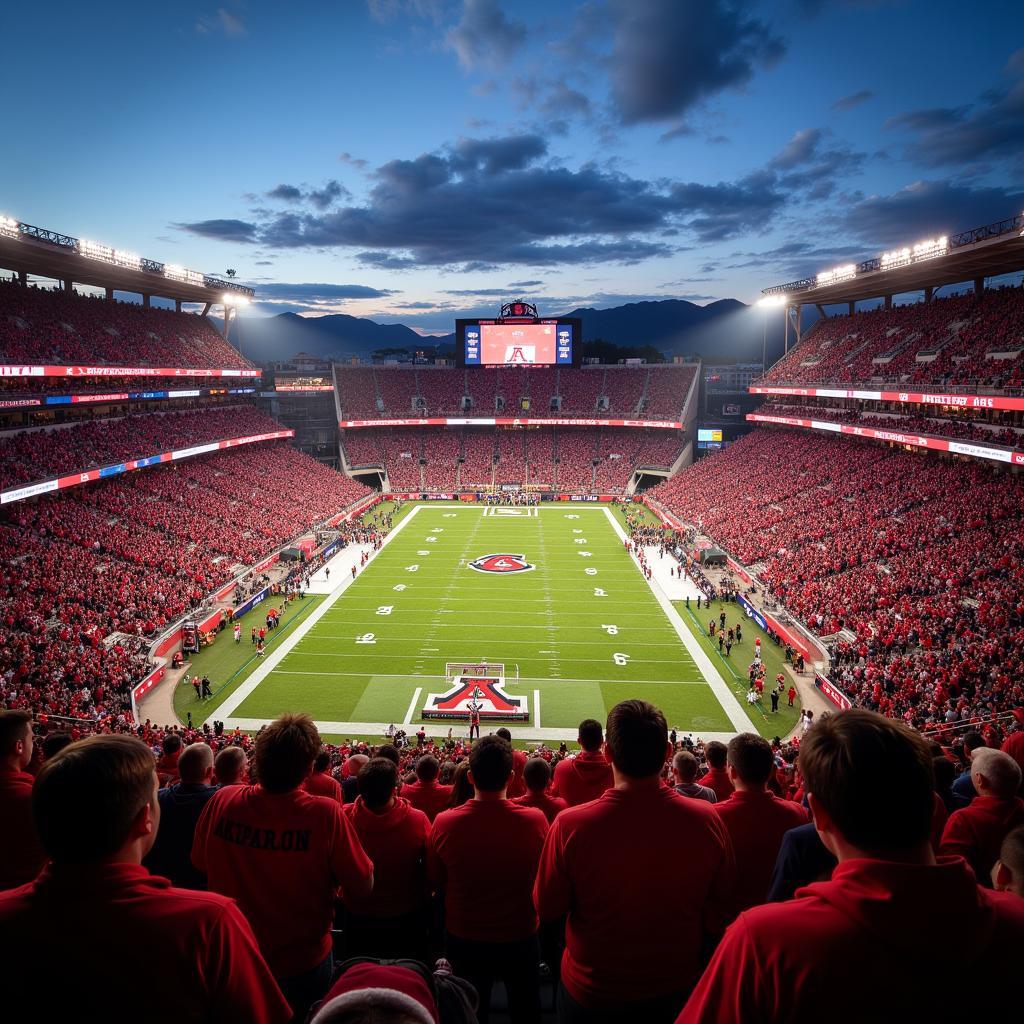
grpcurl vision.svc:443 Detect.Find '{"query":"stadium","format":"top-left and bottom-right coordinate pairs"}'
top-left (2, 3), bottom-right (1023, 1023)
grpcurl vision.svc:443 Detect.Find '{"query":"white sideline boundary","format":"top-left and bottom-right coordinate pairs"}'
top-left (600, 507), bottom-right (754, 733)
top-left (211, 505), bottom-right (425, 726)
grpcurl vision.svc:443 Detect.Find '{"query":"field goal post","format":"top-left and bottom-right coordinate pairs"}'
top-left (445, 661), bottom-right (518, 684)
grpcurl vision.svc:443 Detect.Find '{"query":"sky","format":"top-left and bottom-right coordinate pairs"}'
top-left (1, 0), bottom-right (1022, 333)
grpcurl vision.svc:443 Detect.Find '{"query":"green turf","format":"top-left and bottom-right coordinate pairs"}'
top-left (193, 502), bottom-right (755, 735)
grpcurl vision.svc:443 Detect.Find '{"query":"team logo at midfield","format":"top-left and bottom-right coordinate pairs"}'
top-left (469, 553), bottom-right (535, 574)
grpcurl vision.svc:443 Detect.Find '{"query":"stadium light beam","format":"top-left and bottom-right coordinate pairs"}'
top-left (757, 294), bottom-right (787, 308)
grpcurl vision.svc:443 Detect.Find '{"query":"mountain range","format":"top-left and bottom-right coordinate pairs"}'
top-left (233, 298), bottom-right (792, 365)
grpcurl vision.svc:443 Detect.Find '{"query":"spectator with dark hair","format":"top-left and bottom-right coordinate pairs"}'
top-left (193, 713), bottom-right (374, 1020)
top-left (342, 757), bottom-right (431, 959)
top-left (514, 757), bottom-right (568, 823)
top-left (428, 734), bottom-right (548, 1023)
top-left (951, 731), bottom-right (986, 808)
top-left (402, 754), bottom-right (454, 821)
top-left (305, 749), bottom-right (343, 803)
top-left (939, 747), bottom-right (1024, 884)
top-left (156, 733), bottom-right (183, 786)
top-left (378, 744), bottom-right (401, 767)
top-left (0, 709), bottom-right (45, 891)
top-left (713, 734), bottom-right (809, 913)
top-left (699, 741), bottom-right (734, 802)
top-left (342, 754), bottom-right (370, 803)
top-left (496, 727), bottom-right (527, 798)
top-left (672, 750), bottom-right (717, 804)
top-left (448, 761), bottom-right (474, 808)
top-left (41, 732), bottom-right (73, 761)
top-left (214, 745), bottom-right (248, 787)
top-left (993, 825), bottom-right (1024, 897)
top-left (677, 709), bottom-right (1024, 1023)
top-left (144, 742), bottom-right (217, 889)
top-left (552, 719), bottom-right (612, 807)
top-left (0, 734), bottom-right (290, 1022)
top-left (536, 701), bottom-right (734, 1023)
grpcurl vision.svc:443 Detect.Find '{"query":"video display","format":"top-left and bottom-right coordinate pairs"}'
top-left (458, 319), bottom-right (580, 367)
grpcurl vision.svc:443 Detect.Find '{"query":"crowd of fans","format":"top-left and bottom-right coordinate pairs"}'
top-left (650, 428), bottom-right (1024, 728)
top-left (2, 703), bottom-right (1022, 1022)
top-left (0, 280), bottom-right (253, 369)
top-left (762, 286), bottom-right (1024, 388)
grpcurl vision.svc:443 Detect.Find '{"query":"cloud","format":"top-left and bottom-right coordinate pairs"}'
top-left (508, 279), bottom-right (543, 288)
top-left (339, 152), bottom-right (368, 170)
top-left (175, 218), bottom-right (258, 243)
top-left (445, 0), bottom-right (527, 70)
top-left (769, 129), bottom-right (823, 171)
top-left (196, 7), bottom-right (247, 37)
top-left (265, 180), bottom-right (349, 209)
top-left (608, 0), bottom-right (786, 125)
top-left (670, 172), bottom-right (785, 242)
top-left (832, 89), bottom-right (873, 111)
top-left (767, 128), bottom-right (865, 200)
top-left (266, 184), bottom-right (303, 202)
top-left (366, 0), bottom-right (445, 22)
top-left (254, 283), bottom-right (398, 302)
top-left (449, 134), bottom-right (548, 174)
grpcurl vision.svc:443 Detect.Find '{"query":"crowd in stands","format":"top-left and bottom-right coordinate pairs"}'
top-left (761, 286), bottom-right (1024, 388)
top-left (0, 405), bottom-right (282, 489)
top-left (0, 280), bottom-right (253, 369)
top-left (650, 428), bottom-right (1024, 728)
top-left (2, 702), bottom-right (1023, 1022)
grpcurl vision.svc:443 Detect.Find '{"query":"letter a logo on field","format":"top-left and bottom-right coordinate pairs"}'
top-left (469, 553), bottom-right (536, 574)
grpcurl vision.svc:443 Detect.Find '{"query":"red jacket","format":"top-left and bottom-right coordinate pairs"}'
top-left (698, 766), bottom-right (734, 803)
top-left (402, 779), bottom-right (455, 821)
top-left (513, 788), bottom-right (569, 824)
top-left (676, 857), bottom-right (1024, 1023)
top-left (535, 785), bottom-right (734, 1008)
top-left (192, 784), bottom-right (373, 978)
top-left (713, 789), bottom-right (809, 913)
top-left (552, 751), bottom-right (613, 806)
top-left (303, 770), bottom-right (343, 803)
top-left (0, 862), bottom-right (290, 1023)
top-left (939, 794), bottom-right (1024, 883)
top-left (343, 796), bottom-right (430, 917)
top-left (428, 798), bottom-right (548, 942)
top-left (0, 769), bottom-right (46, 891)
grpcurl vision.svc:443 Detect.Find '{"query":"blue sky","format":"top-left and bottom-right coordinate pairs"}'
top-left (1, 0), bottom-right (1021, 332)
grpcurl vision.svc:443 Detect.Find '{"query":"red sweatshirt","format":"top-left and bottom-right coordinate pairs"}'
top-left (551, 750), bottom-right (613, 806)
top-left (0, 769), bottom-right (46, 891)
top-left (676, 857), bottom-right (1024, 1023)
top-left (402, 779), bottom-right (455, 821)
top-left (698, 766), bottom-right (734, 802)
top-left (0, 862), bottom-right (290, 1023)
top-left (304, 770), bottom-right (343, 803)
top-left (428, 798), bottom-right (548, 941)
top-left (535, 785), bottom-right (735, 1008)
top-left (939, 794), bottom-right (1024, 883)
top-left (713, 789), bottom-right (809, 912)
top-left (192, 784), bottom-right (373, 978)
top-left (508, 748), bottom-right (527, 799)
top-left (343, 796), bottom-right (430, 917)
top-left (513, 788), bottom-right (569, 823)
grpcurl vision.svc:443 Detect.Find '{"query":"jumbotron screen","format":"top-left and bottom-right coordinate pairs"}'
top-left (456, 318), bottom-right (581, 367)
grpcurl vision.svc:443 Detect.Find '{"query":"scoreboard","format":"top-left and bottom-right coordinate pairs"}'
top-left (456, 317), bottom-right (581, 368)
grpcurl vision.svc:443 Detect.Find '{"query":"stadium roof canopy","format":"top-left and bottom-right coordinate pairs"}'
top-left (0, 216), bottom-right (253, 305)
top-left (762, 212), bottom-right (1024, 306)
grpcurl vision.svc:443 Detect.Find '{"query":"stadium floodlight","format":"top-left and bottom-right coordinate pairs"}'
top-left (816, 264), bottom-right (856, 286)
top-left (222, 292), bottom-right (249, 307)
top-left (114, 249), bottom-right (141, 270)
top-left (80, 238), bottom-right (114, 262)
top-left (882, 235), bottom-right (948, 269)
top-left (164, 263), bottom-right (187, 282)
top-left (757, 294), bottom-right (787, 308)
top-left (0, 215), bottom-right (19, 239)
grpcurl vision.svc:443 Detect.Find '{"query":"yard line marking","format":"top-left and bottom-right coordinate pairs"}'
top-left (534, 690), bottom-right (541, 728)
top-left (403, 688), bottom-right (423, 726)
top-left (256, 670), bottom-right (712, 685)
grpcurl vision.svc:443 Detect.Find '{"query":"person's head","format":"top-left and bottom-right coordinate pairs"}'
top-left (800, 709), bottom-right (935, 860)
top-left (932, 755), bottom-right (956, 794)
top-left (214, 745), bottom-right (248, 786)
top-left (358, 758), bottom-right (399, 812)
top-left (253, 713), bottom-right (320, 794)
top-left (495, 728), bottom-right (513, 744)
top-left (314, 750), bottom-right (332, 774)
top-left (727, 733), bottom-right (775, 789)
top-left (992, 826), bottom-right (1024, 898)
top-left (468, 735), bottom-right (513, 794)
top-left (523, 757), bottom-right (552, 793)
top-left (161, 734), bottom-right (182, 758)
top-left (605, 700), bottom-right (669, 781)
top-left (672, 750), bottom-right (699, 784)
top-left (449, 761), bottom-right (473, 807)
top-left (346, 753), bottom-right (370, 781)
top-left (971, 748), bottom-right (1022, 799)
top-left (705, 740), bottom-right (728, 770)
top-left (177, 743), bottom-right (215, 785)
top-left (415, 755), bottom-right (439, 783)
top-left (42, 732), bottom-right (73, 761)
top-left (33, 735), bottom-right (159, 863)
top-left (378, 744), bottom-right (400, 767)
top-left (961, 731), bottom-right (986, 759)
top-left (577, 719), bottom-right (603, 753)
top-left (0, 710), bottom-right (34, 770)
top-left (310, 963), bottom-right (438, 1024)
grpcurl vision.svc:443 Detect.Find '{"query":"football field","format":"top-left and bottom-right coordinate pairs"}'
top-left (207, 504), bottom-right (754, 741)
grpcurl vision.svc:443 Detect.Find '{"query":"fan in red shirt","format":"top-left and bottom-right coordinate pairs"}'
top-left (342, 756), bottom-right (431, 960)
top-left (428, 734), bottom-right (548, 1024)
top-left (698, 741), bottom-right (735, 802)
top-left (513, 756), bottom-right (568, 823)
top-left (0, 734), bottom-right (290, 1023)
top-left (0, 710), bottom-right (46, 891)
top-left (536, 700), bottom-right (735, 1024)
top-left (155, 733), bottom-right (182, 786)
top-left (939, 747), bottom-right (1024, 884)
top-left (402, 754), bottom-right (454, 821)
top-left (304, 749), bottom-right (343, 802)
top-left (713, 734), bottom-right (809, 914)
top-left (676, 710), bottom-right (1024, 1024)
top-left (496, 727), bottom-right (527, 798)
top-left (551, 719), bottom-right (613, 806)
top-left (193, 714), bottom-right (373, 1021)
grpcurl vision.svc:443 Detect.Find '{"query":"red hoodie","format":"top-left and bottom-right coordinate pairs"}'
top-left (939, 795), bottom-right (1024, 883)
top-left (552, 751), bottom-right (613, 806)
top-left (0, 769), bottom-right (46, 891)
top-left (698, 766), bottom-right (734, 803)
top-left (402, 779), bottom-right (455, 821)
top-left (343, 796), bottom-right (430, 917)
top-left (513, 788), bottom-right (568, 824)
top-left (676, 857), bottom-right (1024, 1023)
top-left (304, 770), bottom-right (343, 803)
